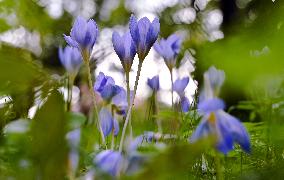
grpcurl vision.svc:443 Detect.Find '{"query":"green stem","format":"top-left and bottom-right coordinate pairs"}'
top-left (111, 106), bottom-right (115, 150)
top-left (170, 69), bottom-right (174, 108)
top-left (215, 152), bottom-right (223, 180)
top-left (82, 50), bottom-right (106, 147)
top-left (67, 75), bottom-right (75, 112)
top-left (126, 72), bottom-right (133, 138)
top-left (119, 61), bottom-right (143, 152)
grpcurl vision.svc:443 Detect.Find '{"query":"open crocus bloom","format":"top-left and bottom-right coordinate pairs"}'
top-left (190, 66), bottom-right (250, 154)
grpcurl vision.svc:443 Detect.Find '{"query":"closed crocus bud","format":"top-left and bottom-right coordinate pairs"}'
top-left (129, 15), bottom-right (160, 61)
top-left (112, 31), bottom-right (136, 73)
top-left (154, 34), bottom-right (182, 70)
top-left (64, 16), bottom-right (99, 55)
top-left (99, 108), bottom-right (119, 137)
top-left (95, 150), bottom-right (125, 177)
top-left (147, 75), bottom-right (160, 92)
top-left (59, 46), bottom-right (82, 74)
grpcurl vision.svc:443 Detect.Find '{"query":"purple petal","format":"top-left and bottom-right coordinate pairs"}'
top-left (147, 75), bottom-right (160, 91)
top-left (181, 96), bottom-right (190, 112)
top-left (71, 16), bottom-right (88, 45)
top-left (99, 108), bottom-right (113, 137)
top-left (129, 15), bottom-right (139, 44)
top-left (216, 111), bottom-right (251, 153)
top-left (64, 35), bottom-right (79, 49)
top-left (95, 150), bottom-right (124, 176)
top-left (112, 31), bottom-right (125, 61)
top-left (146, 17), bottom-right (160, 48)
top-left (113, 118), bottom-right (119, 136)
top-left (173, 77), bottom-right (189, 96)
top-left (198, 98), bottom-right (225, 113)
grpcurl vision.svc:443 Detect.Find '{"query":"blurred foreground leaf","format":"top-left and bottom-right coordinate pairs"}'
top-left (30, 90), bottom-right (68, 179)
top-left (0, 45), bottom-right (46, 93)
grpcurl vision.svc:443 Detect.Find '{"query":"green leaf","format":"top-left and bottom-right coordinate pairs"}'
top-left (30, 90), bottom-right (68, 179)
top-left (67, 112), bottom-right (86, 131)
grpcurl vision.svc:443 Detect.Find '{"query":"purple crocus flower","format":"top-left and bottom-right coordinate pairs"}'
top-left (173, 77), bottom-right (190, 112)
top-left (95, 150), bottom-right (125, 176)
top-left (59, 46), bottom-right (82, 74)
top-left (190, 67), bottom-right (250, 154)
top-left (99, 108), bottom-right (119, 137)
top-left (129, 15), bottom-right (160, 60)
top-left (64, 16), bottom-right (99, 54)
top-left (154, 34), bottom-right (182, 70)
top-left (112, 87), bottom-right (134, 116)
top-left (94, 72), bottom-right (121, 102)
top-left (112, 31), bottom-right (136, 73)
top-left (147, 75), bottom-right (160, 92)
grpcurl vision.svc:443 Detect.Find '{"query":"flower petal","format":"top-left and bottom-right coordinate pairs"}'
top-left (129, 15), bottom-right (139, 45)
top-left (173, 77), bottom-right (189, 96)
top-left (112, 31), bottom-right (125, 61)
top-left (181, 96), bottom-right (190, 112)
top-left (146, 17), bottom-right (160, 48)
top-left (99, 108), bottom-right (113, 136)
top-left (198, 98), bottom-right (225, 113)
top-left (64, 35), bottom-right (79, 49)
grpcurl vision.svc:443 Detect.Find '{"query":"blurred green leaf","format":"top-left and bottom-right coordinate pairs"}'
top-left (67, 112), bottom-right (86, 131)
top-left (30, 90), bottom-right (68, 179)
top-left (0, 45), bottom-right (47, 93)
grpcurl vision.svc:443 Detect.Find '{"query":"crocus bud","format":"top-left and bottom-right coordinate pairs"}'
top-left (129, 15), bottom-right (160, 61)
top-left (112, 31), bottom-right (136, 73)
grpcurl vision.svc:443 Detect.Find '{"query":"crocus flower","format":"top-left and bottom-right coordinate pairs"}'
top-left (112, 87), bottom-right (133, 116)
top-left (95, 150), bottom-right (125, 176)
top-left (129, 15), bottom-right (160, 60)
top-left (147, 75), bottom-right (160, 92)
top-left (173, 77), bottom-right (190, 112)
top-left (66, 129), bottom-right (81, 173)
top-left (99, 108), bottom-right (119, 137)
top-left (94, 72), bottom-right (121, 102)
top-left (59, 46), bottom-right (82, 74)
top-left (64, 16), bottom-right (99, 54)
top-left (190, 67), bottom-right (250, 154)
top-left (112, 31), bottom-right (136, 73)
top-left (154, 34), bottom-right (182, 70)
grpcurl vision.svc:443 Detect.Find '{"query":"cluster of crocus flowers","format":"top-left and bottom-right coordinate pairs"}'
top-left (59, 14), bottom-right (252, 179)
top-left (190, 66), bottom-right (251, 154)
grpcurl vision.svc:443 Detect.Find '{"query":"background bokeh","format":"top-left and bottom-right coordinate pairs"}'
top-left (1, 0), bottom-right (284, 179)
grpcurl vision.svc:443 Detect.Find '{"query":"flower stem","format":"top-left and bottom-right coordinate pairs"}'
top-left (82, 50), bottom-right (106, 147)
top-left (111, 106), bottom-right (115, 150)
top-left (119, 60), bottom-right (143, 152)
top-left (215, 152), bottom-right (223, 180)
top-left (125, 72), bottom-right (133, 138)
top-left (67, 75), bottom-right (75, 112)
top-left (170, 69), bottom-right (174, 108)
